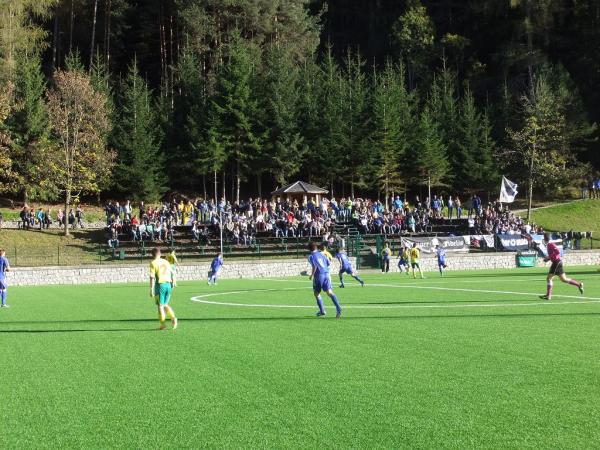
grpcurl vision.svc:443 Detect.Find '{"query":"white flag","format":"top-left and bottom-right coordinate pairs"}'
top-left (500, 176), bottom-right (518, 203)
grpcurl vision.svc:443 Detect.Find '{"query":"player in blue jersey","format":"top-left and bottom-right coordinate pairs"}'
top-left (308, 242), bottom-right (342, 318)
top-left (435, 244), bottom-right (447, 277)
top-left (0, 249), bottom-right (10, 308)
top-left (207, 253), bottom-right (224, 285)
top-left (335, 248), bottom-right (364, 288)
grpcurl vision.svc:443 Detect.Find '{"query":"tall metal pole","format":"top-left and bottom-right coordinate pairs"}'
top-left (219, 210), bottom-right (224, 255)
top-left (428, 174), bottom-right (431, 208)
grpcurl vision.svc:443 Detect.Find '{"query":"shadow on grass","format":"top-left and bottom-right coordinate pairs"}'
top-left (2, 311), bottom-right (600, 333)
top-left (0, 328), bottom-right (156, 333)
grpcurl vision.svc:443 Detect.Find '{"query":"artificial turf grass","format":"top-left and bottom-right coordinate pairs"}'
top-left (1, 268), bottom-right (600, 449)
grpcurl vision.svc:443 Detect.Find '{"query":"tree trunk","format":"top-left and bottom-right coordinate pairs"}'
top-left (256, 172), bottom-right (262, 198)
top-left (222, 170), bottom-right (226, 203)
top-left (236, 161), bottom-right (241, 205)
top-left (526, 0), bottom-right (534, 88)
top-left (52, 9), bottom-right (59, 70)
top-left (89, 0), bottom-right (99, 71)
top-left (384, 182), bottom-right (389, 211)
top-left (527, 128), bottom-right (537, 222)
top-left (213, 170), bottom-right (218, 204)
top-left (527, 149), bottom-right (535, 222)
top-left (64, 190), bottom-right (71, 237)
top-left (69, 0), bottom-right (75, 54)
top-left (105, 0), bottom-right (112, 70)
top-left (202, 173), bottom-right (207, 199)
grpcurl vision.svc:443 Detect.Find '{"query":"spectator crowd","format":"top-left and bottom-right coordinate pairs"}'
top-left (101, 193), bottom-right (544, 248)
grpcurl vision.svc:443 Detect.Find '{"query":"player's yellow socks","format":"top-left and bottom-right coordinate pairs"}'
top-left (166, 308), bottom-right (175, 320)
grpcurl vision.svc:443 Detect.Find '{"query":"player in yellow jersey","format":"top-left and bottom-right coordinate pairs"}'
top-left (149, 248), bottom-right (178, 330)
top-left (319, 243), bottom-right (333, 262)
top-left (165, 250), bottom-right (179, 286)
top-left (397, 245), bottom-right (410, 275)
top-left (409, 243), bottom-right (424, 279)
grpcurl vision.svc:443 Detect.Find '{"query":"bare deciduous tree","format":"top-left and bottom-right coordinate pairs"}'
top-left (46, 69), bottom-right (114, 235)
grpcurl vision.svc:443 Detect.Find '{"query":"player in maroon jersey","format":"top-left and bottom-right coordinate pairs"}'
top-left (539, 233), bottom-right (584, 300)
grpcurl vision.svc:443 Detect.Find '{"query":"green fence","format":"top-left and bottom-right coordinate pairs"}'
top-left (5, 244), bottom-right (109, 267)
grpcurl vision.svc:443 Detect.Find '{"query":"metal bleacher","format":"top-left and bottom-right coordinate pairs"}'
top-left (105, 218), bottom-right (470, 269)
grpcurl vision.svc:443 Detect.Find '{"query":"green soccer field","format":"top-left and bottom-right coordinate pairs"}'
top-left (1, 267), bottom-right (600, 449)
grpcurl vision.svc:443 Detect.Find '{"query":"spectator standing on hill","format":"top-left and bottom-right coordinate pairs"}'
top-left (57, 209), bottom-right (65, 227)
top-left (43, 209), bottom-right (52, 229)
top-left (36, 208), bottom-right (44, 230)
top-left (75, 205), bottom-right (84, 228)
top-left (455, 197), bottom-right (462, 219)
top-left (124, 200), bottom-right (132, 220)
top-left (19, 206), bottom-right (29, 229)
top-left (447, 196), bottom-right (454, 219)
top-left (68, 209), bottom-right (76, 228)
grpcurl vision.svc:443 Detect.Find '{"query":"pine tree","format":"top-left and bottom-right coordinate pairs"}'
top-left (428, 64), bottom-right (460, 182)
top-left (7, 52), bottom-right (54, 201)
top-left (170, 48), bottom-right (209, 193)
top-left (312, 44), bottom-right (344, 194)
top-left (414, 106), bottom-right (450, 189)
top-left (113, 61), bottom-right (166, 202)
top-left (370, 60), bottom-right (414, 208)
top-left (338, 48), bottom-right (371, 197)
top-left (0, 0), bottom-right (55, 82)
top-left (210, 36), bottom-right (261, 204)
top-left (455, 89), bottom-right (497, 190)
top-left (259, 43), bottom-right (304, 188)
top-left (297, 56), bottom-right (322, 181)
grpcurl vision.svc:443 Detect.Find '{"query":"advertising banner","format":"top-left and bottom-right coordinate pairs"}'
top-left (496, 234), bottom-right (530, 251)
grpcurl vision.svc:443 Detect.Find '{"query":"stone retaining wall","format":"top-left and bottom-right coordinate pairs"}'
top-left (5, 251), bottom-right (600, 286)
top-left (6, 258), bottom-right (353, 286)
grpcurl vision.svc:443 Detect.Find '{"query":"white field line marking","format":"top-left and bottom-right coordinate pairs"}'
top-left (258, 277), bottom-right (550, 285)
top-left (190, 285), bottom-right (600, 309)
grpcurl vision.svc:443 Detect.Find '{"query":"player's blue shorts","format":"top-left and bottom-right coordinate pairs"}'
top-left (398, 258), bottom-right (408, 266)
top-left (438, 259), bottom-right (446, 267)
top-left (339, 266), bottom-right (353, 275)
top-left (313, 275), bottom-right (332, 294)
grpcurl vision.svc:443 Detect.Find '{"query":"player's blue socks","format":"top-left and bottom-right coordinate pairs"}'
top-left (330, 294), bottom-right (341, 315)
top-left (316, 296), bottom-right (325, 314)
top-left (353, 275), bottom-right (364, 285)
top-left (1, 290), bottom-right (6, 306)
top-left (339, 274), bottom-right (345, 288)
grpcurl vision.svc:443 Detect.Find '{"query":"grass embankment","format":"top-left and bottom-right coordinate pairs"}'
top-left (0, 229), bottom-right (106, 266)
top-left (529, 200), bottom-right (600, 236)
